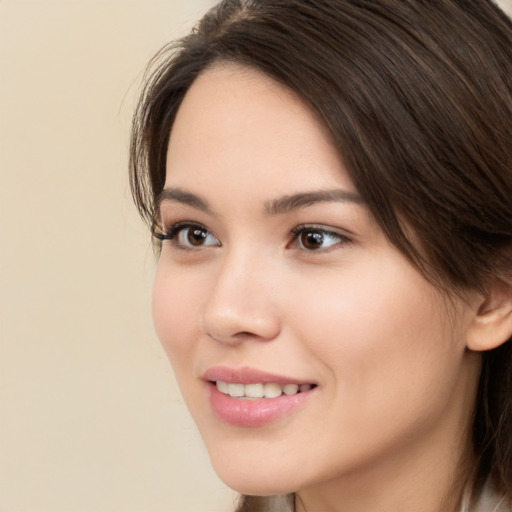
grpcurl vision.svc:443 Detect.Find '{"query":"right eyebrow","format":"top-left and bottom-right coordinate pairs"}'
top-left (156, 187), bottom-right (212, 213)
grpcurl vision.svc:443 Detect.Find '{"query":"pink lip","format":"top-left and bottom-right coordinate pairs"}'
top-left (203, 366), bottom-right (316, 428)
top-left (203, 366), bottom-right (315, 386)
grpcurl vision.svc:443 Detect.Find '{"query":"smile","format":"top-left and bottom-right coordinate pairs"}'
top-left (215, 381), bottom-right (314, 399)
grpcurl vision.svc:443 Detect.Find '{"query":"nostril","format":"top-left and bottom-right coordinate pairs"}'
top-left (201, 290), bottom-right (281, 344)
top-left (236, 331), bottom-right (259, 338)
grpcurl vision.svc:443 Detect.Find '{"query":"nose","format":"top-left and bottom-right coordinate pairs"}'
top-left (201, 250), bottom-right (281, 345)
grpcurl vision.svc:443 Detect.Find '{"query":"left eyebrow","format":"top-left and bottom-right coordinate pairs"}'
top-left (265, 189), bottom-right (364, 215)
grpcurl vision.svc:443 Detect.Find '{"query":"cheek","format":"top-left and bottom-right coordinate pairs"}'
top-left (151, 263), bottom-right (201, 369)
top-left (286, 261), bottom-right (434, 351)
top-left (275, 263), bottom-right (470, 478)
top-left (285, 258), bottom-right (463, 411)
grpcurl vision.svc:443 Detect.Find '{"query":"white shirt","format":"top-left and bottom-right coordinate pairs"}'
top-left (460, 483), bottom-right (511, 512)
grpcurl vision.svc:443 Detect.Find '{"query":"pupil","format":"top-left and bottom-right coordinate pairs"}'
top-left (188, 228), bottom-right (207, 246)
top-left (303, 231), bottom-right (323, 249)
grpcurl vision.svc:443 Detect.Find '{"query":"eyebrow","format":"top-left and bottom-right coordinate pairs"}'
top-left (264, 189), bottom-right (364, 214)
top-left (156, 187), bottom-right (212, 213)
top-left (156, 186), bottom-right (363, 215)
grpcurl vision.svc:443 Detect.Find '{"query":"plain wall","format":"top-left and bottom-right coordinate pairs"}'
top-left (0, 2), bottom-right (235, 511)
top-left (1, 1), bottom-right (511, 511)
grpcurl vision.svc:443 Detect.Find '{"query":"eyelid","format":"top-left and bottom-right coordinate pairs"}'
top-left (155, 221), bottom-right (221, 248)
top-left (154, 221), bottom-right (193, 241)
top-left (155, 220), bottom-right (353, 253)
top-left (289, 224), bottom-right (353, 251)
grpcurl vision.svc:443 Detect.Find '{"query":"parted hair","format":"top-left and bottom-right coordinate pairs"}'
top-left (130, 1), bottom-right (512, 510)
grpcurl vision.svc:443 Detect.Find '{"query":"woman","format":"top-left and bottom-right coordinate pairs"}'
top-left (129, 1), bottom-right (512, 511)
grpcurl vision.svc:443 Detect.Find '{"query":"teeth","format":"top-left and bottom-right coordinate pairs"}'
top-left (228, 383), bottom-right (244, 397)
top-left (264, 383), bottom-right (282, 398)
top-left (217, 380), bottom-right (229, 394)
top-left (245, 383), bottom-right (264, 398)
top-left (216, 381), bottom-right (314, 399)
top-left (283, 384), bottom-right (299, 395)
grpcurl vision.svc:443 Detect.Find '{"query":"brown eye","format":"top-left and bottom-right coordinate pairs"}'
top-left (300, 231), bottom-right (326, 250)
top-left (292, 226), bottom-right (349, 252)
top-left (176, 225), bottom-right (219, 248)
top-left (158, 222), bottom-right (220, 248)
top-left (185, 227), bottom-right (209, 246)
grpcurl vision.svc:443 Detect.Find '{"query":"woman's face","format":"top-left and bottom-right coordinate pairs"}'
top-left (153, 64), bottom-right (481, 497)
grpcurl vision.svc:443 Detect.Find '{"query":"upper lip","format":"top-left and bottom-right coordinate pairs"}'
top-left (202, 366), bottom-right (316, 386)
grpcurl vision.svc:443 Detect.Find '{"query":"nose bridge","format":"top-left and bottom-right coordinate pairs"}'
top-left (201, 244), bottom-right (280, 344)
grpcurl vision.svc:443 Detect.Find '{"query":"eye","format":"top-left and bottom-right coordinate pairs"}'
top-left (290, 225), bottom-right (350, 251)
top-left (156, 222), bottom-right (220, 249)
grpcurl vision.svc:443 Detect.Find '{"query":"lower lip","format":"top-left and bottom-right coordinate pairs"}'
top-left (208, 383), bottom-right (315, 427)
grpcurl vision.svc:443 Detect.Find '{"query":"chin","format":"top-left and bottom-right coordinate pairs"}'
top-left (207, 449), bottom-right (298, 496)
top-left (217, 473), bottom-right (294, 497)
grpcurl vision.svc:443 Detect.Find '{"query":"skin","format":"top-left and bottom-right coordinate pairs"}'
top-left (152, 64), bottom-right (486, 512)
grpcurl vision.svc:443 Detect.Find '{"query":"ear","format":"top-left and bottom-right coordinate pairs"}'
top-left (466, 278), bottom-right (512, 352)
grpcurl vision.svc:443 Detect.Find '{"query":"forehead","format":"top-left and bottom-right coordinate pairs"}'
top-left (165, 63), bottom-right (357, 198)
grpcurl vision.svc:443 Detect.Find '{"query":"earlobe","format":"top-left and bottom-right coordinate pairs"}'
top-left (466, 278), bottom-right (512, 352)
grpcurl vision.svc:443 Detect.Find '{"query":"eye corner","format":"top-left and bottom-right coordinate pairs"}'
top-left (153, 230), bottom-right (166, 242)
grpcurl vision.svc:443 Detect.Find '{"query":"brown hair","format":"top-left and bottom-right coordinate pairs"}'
top-left (130, 0), bottom-right (512, 509)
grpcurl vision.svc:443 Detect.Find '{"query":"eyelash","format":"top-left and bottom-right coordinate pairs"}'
top-left (290, 224), bottom-right (352, 252)
top-left (156, 222), bottom-right (352, 252)
top-left (155, 222), bottom-right (220, 249)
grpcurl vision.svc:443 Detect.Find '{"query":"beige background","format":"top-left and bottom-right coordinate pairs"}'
top-left (1, 1), bottom-right (511, 511)
top-left (0, 1), bottom-right (235, 511)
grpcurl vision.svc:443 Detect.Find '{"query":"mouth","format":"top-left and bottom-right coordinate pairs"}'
top-left (214, 381), bottom-right (315, 399)
top-left (203, 367), bottom-right (317, 427)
